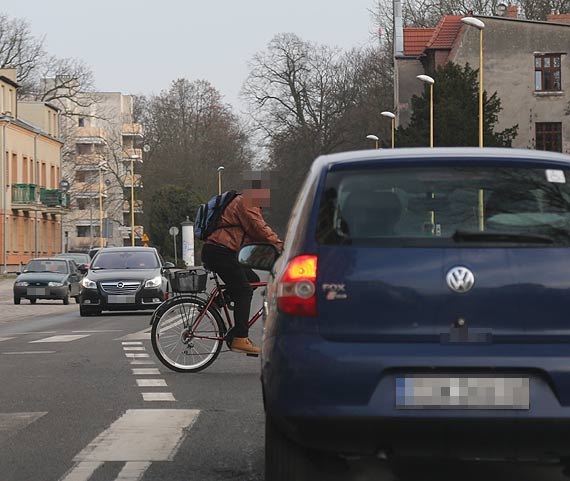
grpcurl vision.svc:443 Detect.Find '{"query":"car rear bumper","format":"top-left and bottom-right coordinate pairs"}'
top-left (80, 287), bottom-right (165, 311)
top-left (263, 334), bottom-right (570, 457)
top-left (14, 285), bottom-right (68, 299)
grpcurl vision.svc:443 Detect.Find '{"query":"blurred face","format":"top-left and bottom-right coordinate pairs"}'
top-left (242, 171), bottom-right (271, 208)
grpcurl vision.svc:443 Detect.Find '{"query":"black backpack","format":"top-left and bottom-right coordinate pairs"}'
top-left (194, 190), bottom-right (239, 241)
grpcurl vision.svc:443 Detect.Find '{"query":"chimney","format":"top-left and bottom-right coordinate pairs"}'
top-left (394, 0), bottom-right (405, 57)
top-left (506, 5), bottom-right (519, 18)
top-left (547, 12), bottom-right (570, 23)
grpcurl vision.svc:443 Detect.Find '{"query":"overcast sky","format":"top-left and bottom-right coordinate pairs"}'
top-left (2, 0), bottom-right (378, 112)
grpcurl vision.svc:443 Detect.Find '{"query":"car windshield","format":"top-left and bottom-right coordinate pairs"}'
top-left (57, 254), bottom-right (89, 264)
top-left (24, 259), bottom-right (69, 273)
top-left (91, 251), bottom-right (159, 270)
top-left (316, 165), bottom-right (570, 247)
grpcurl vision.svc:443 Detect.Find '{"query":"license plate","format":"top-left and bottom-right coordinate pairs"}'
top-left (27, 287), bottom-right (46, 295)
top-left (108, 295), bottom-right (136, 304)
top-left (396, 376), bottom-right (530, 410)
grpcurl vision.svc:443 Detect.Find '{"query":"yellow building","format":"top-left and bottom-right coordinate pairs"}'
top-left (0, 69), bottom-right (64, 272)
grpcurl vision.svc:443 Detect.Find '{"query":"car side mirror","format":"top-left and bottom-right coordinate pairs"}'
top-left (238, 243), bottom-right (279, 271)
top-left (163, 262), bottom-right (175, 269)
top-left (15, 271), bottom-right (21, 275)
top-left (77, 265), bottom-right (88, 274)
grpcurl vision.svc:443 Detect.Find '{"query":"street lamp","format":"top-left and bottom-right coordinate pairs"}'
top-left (217, 166), bottom-right (224, 195)
top-left (97, 162), bottom-right (109, 248)
top-left (461, 17), bottom-right (485, 148)
top-left (130, 155), bottom-right (139, 246)
top-left (381, 111), bottom-right (396, 148)
top-left (417, 75), bottom-right (435, 148)
top-left (366, 134), bottom-right (379, 149)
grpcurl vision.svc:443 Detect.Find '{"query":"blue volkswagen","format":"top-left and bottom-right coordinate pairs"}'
top-left (238, 147), bottom-right (570, 480)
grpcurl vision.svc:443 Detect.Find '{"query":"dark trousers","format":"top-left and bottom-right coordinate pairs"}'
top-left (201, 243), bottom-right (260, 338)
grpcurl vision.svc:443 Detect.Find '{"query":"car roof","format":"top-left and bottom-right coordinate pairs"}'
top-left (314, 147), bottom-right (570, 170)
top-left (96, 247), bottom-right (157, 253)
top-left (28, 257), bottom-right (71, 262)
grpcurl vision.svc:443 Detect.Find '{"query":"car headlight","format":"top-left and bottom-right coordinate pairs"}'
top-left (82, 278), bottom-right (97, 289)
top-left (15, 281), bottom-right (29, 287)
top-left (48, 281), bottom-right (64, 287)
top-left (144, 276), bottom-right (162, 288)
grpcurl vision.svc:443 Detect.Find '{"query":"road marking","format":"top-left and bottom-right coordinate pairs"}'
top-left (116, 328), bottom-right (151, 341)
top-left (121, 341), bottom-right (143, 346)
top-left (0, 412), bottom-right (47, 445)
top-left (59, 461), bottom-right (102, 481)
top-left (73, 330), bottom-right (123, 333)
top-left (2, 351), bottom-right (56, 355)
top-left (115, 461), bottom-right (151, 481)
top-left (125, 353), bottom-right (149, 358)
top-left (30, 335), bottom-right (90, 343)
top-left (136, 379), bottom-right (167, 387)
top-left (123, 347), bottom-right (145, 351)
top-left (132, 368), bottom-right (160, 375)
top-left (0, 337), bottom-right (15, 342)
top-left (130, 360), bottom-right (155, 365)
top-left (141, 393), bottom-right (176, 401)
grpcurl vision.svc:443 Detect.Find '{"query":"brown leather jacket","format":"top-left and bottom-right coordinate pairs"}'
top-left (206, 194), bottom-right (283, 252)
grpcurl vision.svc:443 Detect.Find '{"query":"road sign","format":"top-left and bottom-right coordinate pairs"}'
top-left (59, 180), bottom-right (70, 193)
top-left (169, 226), bottom-right (179, 236)
top-left (142, 233), bottom-right (149, 247)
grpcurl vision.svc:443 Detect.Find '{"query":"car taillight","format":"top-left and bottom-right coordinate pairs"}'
top-left (277, 255), bottom-right (317, 317)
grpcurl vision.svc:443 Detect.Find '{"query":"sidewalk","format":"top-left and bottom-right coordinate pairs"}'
top-left (0, 277), bottom-right (14, 301)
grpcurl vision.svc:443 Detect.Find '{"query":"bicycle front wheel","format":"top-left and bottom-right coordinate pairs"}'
top-left (151, 298), bottom-right (225, 373)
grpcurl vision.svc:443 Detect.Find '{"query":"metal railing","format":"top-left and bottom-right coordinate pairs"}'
top-left (12, 184), bottom-right (36, 204)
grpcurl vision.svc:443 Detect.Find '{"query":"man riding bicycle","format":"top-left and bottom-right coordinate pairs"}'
top-left (201, 174), bottom-right (283, 355)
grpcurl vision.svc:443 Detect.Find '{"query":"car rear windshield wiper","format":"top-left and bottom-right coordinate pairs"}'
top-left (452, 229), bottom-right (555, 244)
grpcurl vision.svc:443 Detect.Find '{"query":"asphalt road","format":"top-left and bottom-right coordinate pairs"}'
top-left (0, 280), bottom-right (568, 481)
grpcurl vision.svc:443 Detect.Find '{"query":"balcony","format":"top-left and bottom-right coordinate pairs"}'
top-left (75, 154), bottom-right (107, 166)
top-left (76, 127), bottom-right (107, 145)
top-left (122, 148), bottom-right (143, 161)
top-left (69, 236), bottom-right (104, 251)
top-left (122, 200), bottom-right (143, 213)
top-left (40, 188), bottom-right (71, 211)
top-left (122, 123), bottom-right (143, 138)
top-left (12, 184), bottom-right (39, 210)
top-left (123, 173), bottom-right (143, 188)
top-left (73, 182), bottom-right (106, 197)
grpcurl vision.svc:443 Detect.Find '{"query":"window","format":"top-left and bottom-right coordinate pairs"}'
top-left (536, 122), bottom-right (562, 152)
top-left (535, 54), bottom-right (562, 91)
top-left (76, 198), bottom-right (91, 210)
top-left (78, 117), bottom-right (85, 127)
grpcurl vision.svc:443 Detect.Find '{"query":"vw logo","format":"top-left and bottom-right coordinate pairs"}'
top-left (446, 267), bottom-right (475, 293)
top-left (117, 282), bottom-right (124, 289)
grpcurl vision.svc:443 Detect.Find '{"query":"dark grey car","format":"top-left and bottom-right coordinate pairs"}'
top-left (13, 258), bottom-right (82, 305)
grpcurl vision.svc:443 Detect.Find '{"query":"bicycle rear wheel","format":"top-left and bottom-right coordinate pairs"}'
top-left (151, 297), bottom-right (225, 373)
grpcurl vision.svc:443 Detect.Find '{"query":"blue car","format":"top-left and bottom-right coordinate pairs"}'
top-left (238, 147), bottom-right (570, 479)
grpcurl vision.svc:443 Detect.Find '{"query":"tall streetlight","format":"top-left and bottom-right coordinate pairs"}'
top-left (366, 134), bottom-right (379, 149)
top-left (97, 162), bottom-right (109, 248)
top-left (417, 75), bottom-right (435, 148)
top-left (461, 17), bottom-right (485, 148)
top-left (130, 155), bottom-right (139, 246)
top-left (217, 166), bottom-right (224, 195)
top-left (381, 111), bottom-right (396, 148)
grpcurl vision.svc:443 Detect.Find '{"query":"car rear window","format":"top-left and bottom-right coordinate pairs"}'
top-left (91, 251), bottom-right (160, 269)
top-left (316, 165), bottom-right (570, 247)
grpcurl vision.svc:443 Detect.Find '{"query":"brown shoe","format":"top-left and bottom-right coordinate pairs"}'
top-left (230, 337), bottom-right (261, 355)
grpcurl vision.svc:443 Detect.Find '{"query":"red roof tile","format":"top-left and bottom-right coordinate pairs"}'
top-left (426, 15), bottom-right (463, 50)
top-left (403, 28), bottom-right (435, 56)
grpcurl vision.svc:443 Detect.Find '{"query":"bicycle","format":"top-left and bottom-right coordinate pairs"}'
top-left (150, 266), bottom-right (266, 373)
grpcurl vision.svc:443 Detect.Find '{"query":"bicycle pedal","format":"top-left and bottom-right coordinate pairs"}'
top-left (246, 353), bottom-right (259, 357)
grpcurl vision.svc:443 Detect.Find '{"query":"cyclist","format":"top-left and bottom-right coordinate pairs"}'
top-left (201, 175), bottom-right (283, 355)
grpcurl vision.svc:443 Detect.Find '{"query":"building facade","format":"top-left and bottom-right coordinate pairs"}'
top-left (0, 69), bottom-right (65, 272)
top-left (60, 92), bottom-right (144, 252)
top-left (394, 5), bottom-right (570, 153)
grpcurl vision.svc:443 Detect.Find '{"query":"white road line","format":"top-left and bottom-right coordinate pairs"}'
top-left (132, 368), bottom-right (160, 375)
top-left (136, 379), bottom-right (167, 387)
top-left (0, 412), bottom-right (47, 445)
top-left (0, 337), bottom-right (15, 342)
top-left (141, 393), bottom-right (176, 401)
top-left (130, 360), bottom-right (155, 365)
top-left (114, 461), bottom-right (152, 481)
top-left (123, 347), bottom-right (145, 351)
top-left (121, 342), bottom-right (143, 346)
top-left (2, 351), bottom-right (56, 354)
top-left (73, 330), bottom-right (123, 333)
top-left (59, 461), bottom-right (102, 481)
top-left (125, 353), bottom-right (149, 358)
top-left (30, 335), bottom-right (90, 343)
top-left (115, 328), bottom-right (151, 341)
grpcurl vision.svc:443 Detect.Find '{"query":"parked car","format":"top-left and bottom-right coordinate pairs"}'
top-left (238, 147), bottom-right (570, 479)
top-left (79, 247), bottom-right (174, 316)
top-left (56, 252), bottom-right (91, 271)
top-left (13, 258), bottom-right (83, 305)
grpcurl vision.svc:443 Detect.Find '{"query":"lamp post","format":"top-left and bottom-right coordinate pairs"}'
top-left (366, 134), bottom-right (379, 149)
top-left (129, 155), bottom-right (139, 246)
top-left (97, 162), bottom-right (108, 248)
top-left (217, 166), bottom-right (224, 195)
top-left (381, 111), bottom-right (396, 148)
top-left (461, 17), bottom-right (485, 148)
top-left (417, 75), bottom-right (435, 148)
